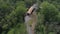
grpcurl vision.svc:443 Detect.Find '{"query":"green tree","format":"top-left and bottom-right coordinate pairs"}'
top-left (36, 1), bottom-right (59, 34)
top-left (1, 1), bottom-right (27, 34)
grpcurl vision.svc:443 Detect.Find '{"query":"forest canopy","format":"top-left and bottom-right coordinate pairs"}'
top-left (0, 0), bottom-right (60, 34)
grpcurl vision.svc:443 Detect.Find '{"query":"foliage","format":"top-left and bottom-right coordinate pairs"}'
top-left (0, 0), bottom-right (60, 34)
top-left (36, 1), bottom-right (59, 34)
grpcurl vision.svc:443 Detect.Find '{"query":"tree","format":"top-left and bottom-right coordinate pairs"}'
top-left (36, 1), bottom-right (59, 34)
top-left (1, 1), bottom-right (27, 34)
